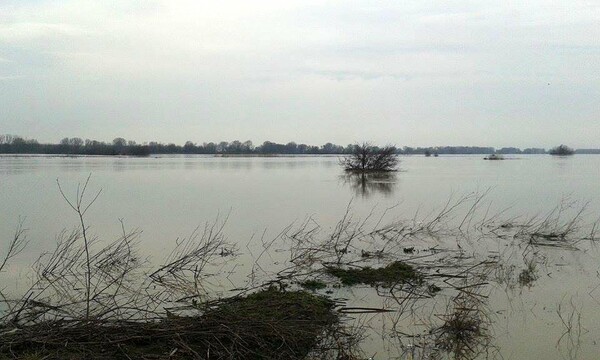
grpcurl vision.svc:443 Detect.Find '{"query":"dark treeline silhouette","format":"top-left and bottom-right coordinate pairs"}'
top-left (405, 146), bottom-right (495, 155)
top-left (496, 147), bottom-right (547, 154)
top-left (0, 135), bottom-right (150, 156)
top-left (575, 149), bottom-right (600, 154)
top-left (0, 134), bottom-right (597, 156)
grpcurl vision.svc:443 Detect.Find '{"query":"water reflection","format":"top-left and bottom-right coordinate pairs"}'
top-left (551, 156), bottom-right (574, 173)
top-left (340, 172), bottom-right (397, 198)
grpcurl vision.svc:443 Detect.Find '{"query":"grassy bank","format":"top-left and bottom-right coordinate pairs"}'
top-left (0, 289), bottom-right (338, 360)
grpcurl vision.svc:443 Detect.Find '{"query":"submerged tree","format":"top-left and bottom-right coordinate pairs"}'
top-left (549, 144), bottom-right (575, 156)
top-left (340, 143), bottom-right (399, 172)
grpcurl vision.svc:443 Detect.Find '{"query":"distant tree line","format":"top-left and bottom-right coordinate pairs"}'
top-left (0, 134), bottom-right (597, 156)
top-left (575, 149), bottom-right (600, 154)
top-left (0, 135), bottom-right (150, 156)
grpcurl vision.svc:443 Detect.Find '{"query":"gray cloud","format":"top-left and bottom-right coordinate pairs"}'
top-left (1, 0), bottom-right (599, 148)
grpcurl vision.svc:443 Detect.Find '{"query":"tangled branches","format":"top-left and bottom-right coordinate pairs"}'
top-left (340, 143), bottom-right (399, 173)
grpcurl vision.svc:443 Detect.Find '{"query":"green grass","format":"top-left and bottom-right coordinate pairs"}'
top-left (326, 261), bottom-right (422, 287)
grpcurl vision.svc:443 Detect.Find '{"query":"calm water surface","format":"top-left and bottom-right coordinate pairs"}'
top-left (1, 154), bottom-right (599, 359)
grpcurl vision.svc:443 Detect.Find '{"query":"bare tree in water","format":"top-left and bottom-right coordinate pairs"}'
top-left (340, 143), bottom-right (399, 172)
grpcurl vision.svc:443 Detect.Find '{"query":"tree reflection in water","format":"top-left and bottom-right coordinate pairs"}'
top-left (341, 172), bottom-right (397, 198)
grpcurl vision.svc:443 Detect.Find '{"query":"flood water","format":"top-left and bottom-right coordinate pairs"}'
top-left (1, 154), bottom-right (600, 359)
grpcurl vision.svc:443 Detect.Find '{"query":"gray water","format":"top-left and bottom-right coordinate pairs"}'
top-left (1, 154), bottom-right (600, 359)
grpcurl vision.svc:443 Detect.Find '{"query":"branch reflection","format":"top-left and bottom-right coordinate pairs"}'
top-left (341, 172), bottom-right (397, 198)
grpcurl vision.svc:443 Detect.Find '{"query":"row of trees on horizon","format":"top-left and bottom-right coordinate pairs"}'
top-left (0, 134), bottom-right (598, 156)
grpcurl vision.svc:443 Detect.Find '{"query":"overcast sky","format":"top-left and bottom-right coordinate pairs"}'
top-left (1, 1), bottom-right (599, 148)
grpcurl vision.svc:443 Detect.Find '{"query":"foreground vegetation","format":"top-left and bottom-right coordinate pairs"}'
top-left (1, 289), bottom-right (337, 360)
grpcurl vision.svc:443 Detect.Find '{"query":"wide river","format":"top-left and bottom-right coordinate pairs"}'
top-left (1, 154), bottom-right (599, 359)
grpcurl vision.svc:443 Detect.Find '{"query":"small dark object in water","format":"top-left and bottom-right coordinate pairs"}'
top-left (361, 249), bottom-right (384, 258)
top-left (300, 279), bottom-right (327, 291)
top-left (428, 284), bottom-right (442, 294)
top-left (483, 154), bottom-right (504, 160)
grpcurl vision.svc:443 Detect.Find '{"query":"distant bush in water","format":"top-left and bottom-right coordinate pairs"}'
top-left (549, 145), bottom-right (575, 156)
top-left (340, 143), bottom-right (399, 172)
